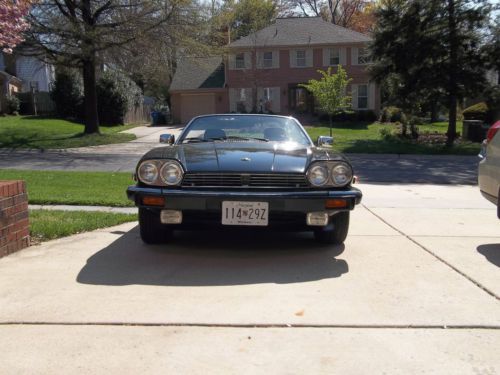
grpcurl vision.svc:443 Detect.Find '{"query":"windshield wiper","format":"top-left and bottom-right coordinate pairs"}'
top-left (218, 136), bottom-right (270, 142)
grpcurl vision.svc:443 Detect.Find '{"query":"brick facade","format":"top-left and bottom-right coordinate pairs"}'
top-left (0, 181), bottom-right (29, 258)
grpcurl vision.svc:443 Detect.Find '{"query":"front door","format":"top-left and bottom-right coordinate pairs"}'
top-left (288, 86), bottom-right (314, 114)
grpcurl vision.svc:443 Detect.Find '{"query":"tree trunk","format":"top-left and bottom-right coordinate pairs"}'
top-left (430, 99), bottom-right (439, 123)
top-left (82, 55), bottom-right (99, 134)
top-left (446, 0), bottom-right (458, 146)
top-left (329, 114), bottom-right (333, 137)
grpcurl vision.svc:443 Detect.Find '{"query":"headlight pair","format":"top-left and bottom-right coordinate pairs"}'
top-left (137, 159), bottom-right (184, 186)
top-left (306, 161), bottom-right (353, 187)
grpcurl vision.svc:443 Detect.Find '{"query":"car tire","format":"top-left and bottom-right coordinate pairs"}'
top-left (314, 212), bottom-right (350, 245)
top-left (138, 208), bottom-right (172, 244)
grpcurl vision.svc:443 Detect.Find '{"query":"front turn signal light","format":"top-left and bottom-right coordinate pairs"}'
top-left (325, 199), bottom-right (348, 209)
top-left (142, 196), bottom-right (165, 206)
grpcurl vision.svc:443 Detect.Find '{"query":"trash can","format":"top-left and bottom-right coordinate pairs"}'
top-left (150, 111), bottom-right (162, 126)
top-left (463, 120), bottom-right (488, 142)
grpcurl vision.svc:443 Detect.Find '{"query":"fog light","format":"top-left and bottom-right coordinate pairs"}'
top-left (142, 196), bottom-right (165, 206)
top-left (325, 199), bottom-right (348, 209)
top-left (306, 212), bottom-right (329, 226)
top-left (161, 210), bottom-right (182, 224)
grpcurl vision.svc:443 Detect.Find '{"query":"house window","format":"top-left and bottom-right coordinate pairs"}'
top-left (358, 48), bottom-right (370, 65)
top-left (358, 84), bottom-right (368, 109)
top-left (235, 53), bottom-right (245, 69)
top-left (328, 48), bottom-right (340, 65)
top-left (296, 50), bottom-right (306, 67)
top-left (263, 51), bottom-right (273, 68)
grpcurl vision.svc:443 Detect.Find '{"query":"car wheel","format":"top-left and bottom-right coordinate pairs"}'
top-left (314, 212), bottom-right (350, 245)
top-left (138, 208), bottom-right (172, 244)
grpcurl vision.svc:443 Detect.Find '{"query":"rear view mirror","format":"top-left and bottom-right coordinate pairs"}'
top-left (317, 136), bottom-right (333, 147)
top-left (160, 134), bottom-right (175, 145)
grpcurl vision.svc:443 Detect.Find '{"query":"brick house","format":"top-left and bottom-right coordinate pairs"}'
top-left (170, 17), bottom-right (379, 124)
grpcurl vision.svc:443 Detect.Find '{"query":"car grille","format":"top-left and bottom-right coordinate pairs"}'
top-left (181, 173), bottom-right (309, 188)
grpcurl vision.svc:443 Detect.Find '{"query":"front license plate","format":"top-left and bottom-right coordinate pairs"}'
top-left (222, 201), bottom-right (269, 226)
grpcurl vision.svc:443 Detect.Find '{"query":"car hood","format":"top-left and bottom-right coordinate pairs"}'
top-left (140, 142), bottom-right (346, 173)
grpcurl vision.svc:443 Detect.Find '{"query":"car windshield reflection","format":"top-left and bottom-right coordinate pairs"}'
top-left (179, 115), bottom-right (311, 146)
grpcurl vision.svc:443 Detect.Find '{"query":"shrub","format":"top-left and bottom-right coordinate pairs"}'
top-left (462, 102), bottom-right (488, 121)
top-left (97, 71), bottom-right (143, 125)
top-left (356, 110), bottom-right (377, 122)
top-left (380, 106), bottom-right (405, 123)
top-left (50, 69), bottom-right (84, 119)
top-left (5, 95), bottom-right (20, 114)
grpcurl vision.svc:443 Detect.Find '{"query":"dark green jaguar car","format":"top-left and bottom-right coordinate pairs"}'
top-left (127, 114), bottom-right (362, 245)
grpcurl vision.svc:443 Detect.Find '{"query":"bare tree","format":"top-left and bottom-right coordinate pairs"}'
top-left (24, 0), bottom-right (178, 134)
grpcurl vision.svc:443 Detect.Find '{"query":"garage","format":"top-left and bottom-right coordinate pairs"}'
top-left (180, 93), bottom-right (216, 124)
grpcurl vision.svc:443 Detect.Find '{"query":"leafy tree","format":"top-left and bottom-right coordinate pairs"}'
top-left (370, 0), bottom-right (492, 145)
top-left (24, 0), bottom-right (175, 134)
top-left (50, 69), bottom-right (83, 119)
top-left (300, 65), bottom-right (352, 137)
top-left (0, 0), bottom-right (33, 53)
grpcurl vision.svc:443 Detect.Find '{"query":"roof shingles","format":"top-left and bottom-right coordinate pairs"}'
top-left (229, 17), bottom-right (371, 48)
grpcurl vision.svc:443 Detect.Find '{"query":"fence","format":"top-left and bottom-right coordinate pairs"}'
top-left (18, 92), bottom-right (56, 115)
top-left (17, 91), bottom-right (152, 124)
top-left (125, 103), bottom-right (152, 125)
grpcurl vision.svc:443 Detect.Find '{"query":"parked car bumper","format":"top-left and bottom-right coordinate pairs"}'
top-left (127, 185), bottom-right (362, 229)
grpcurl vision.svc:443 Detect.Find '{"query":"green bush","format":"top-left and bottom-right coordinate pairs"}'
top-left (50, 69), bottom-right (83, 119)
top-left (5, 95), bottom-right (20, 114)
top-left (97, 71), bottom-right (143, 125)
top-left (380, 106), bottom-right (405, 123)
top-left (356, 110), bottom-right (377, 122)
top-left (462, 102), bottom-right (488, 121)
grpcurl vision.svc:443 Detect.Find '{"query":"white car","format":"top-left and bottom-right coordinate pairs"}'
top-left (478, 120), bottom-right (500, 218)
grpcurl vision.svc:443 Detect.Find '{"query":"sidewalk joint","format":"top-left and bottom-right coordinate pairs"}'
top-left (362, 204), bottom-right (500, 301)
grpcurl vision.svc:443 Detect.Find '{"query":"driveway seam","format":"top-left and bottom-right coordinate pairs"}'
top-left (362, 204), bottom-right (500, 301)
top-left (1, 322), bottom-right (499, 329)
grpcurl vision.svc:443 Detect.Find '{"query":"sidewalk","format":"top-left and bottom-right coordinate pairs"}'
top-left (29, 204), bottom-right (136, 214)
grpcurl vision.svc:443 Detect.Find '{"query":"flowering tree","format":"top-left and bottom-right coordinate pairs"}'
top-left (0, 0), bottom-right (32, 53)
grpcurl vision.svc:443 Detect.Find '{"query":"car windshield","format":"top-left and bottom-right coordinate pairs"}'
top-left (179, 115), bottom-right (311, 146)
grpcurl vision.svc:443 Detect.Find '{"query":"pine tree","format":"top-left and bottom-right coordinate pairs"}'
top-left (370, 0), bottom-right (492, 145)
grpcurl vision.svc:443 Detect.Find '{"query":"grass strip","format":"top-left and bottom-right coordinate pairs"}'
top-left (0, 115), bottom-right (139, 149)
top-left (0, 169), bottom-right (134, 207)
top-left (306, 122), bottom-right (481, 155)
top-left (29, 209), bottom-right (137, 242)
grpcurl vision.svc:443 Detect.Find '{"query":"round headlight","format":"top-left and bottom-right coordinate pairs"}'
top-left (160, 161), bottom-right (183, 185)
top-left (307, 164), bottom-right (329, 186)
top-left (331, 163), bottom-right (353, 186)
top-left (138, 161), bottom-right (158, 184)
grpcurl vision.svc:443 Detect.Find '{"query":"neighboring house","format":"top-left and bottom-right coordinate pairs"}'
top-left (15, 55), bottom-right (55, 93)
top-left (0, 53), bottom-right (23, 113)
top-left (170, 17), bottom-right (380, 124)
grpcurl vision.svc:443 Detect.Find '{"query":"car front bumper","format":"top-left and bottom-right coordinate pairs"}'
top-left (127, 186), bottom-right (362, 229)
top-left (127, 186), bottom-right (362, 211)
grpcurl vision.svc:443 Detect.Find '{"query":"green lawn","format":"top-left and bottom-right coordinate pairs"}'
top-left (0, 170), bottom-right (134, 207)
top-left (0, 115), bottom-right (138, 149)
top-left (305, 121), bottom-right (481, 155)
top-left (30, 210), bottom-right (137, 242)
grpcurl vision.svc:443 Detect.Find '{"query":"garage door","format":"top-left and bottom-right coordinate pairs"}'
top-left (181, 94), bottom-right (216, 123)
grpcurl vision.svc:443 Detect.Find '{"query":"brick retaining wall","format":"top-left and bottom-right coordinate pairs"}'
top-left (0, 181), bottom-right (29, 258)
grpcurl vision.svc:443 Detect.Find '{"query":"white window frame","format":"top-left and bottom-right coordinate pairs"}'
top-left (296, 50), bottom-right (306, 67)
top-left (329, 48), bottom-right (340, 66)
top-left (235, 53), bottom-right (245, 69)
top-left (358, 48), bottom-right (369, 65)
top-left (357, 84), bottom-right (368, 109)
top-left (263, 51), bottom-right (273, 68)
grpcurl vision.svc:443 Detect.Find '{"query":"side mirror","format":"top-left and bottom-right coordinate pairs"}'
top-left (160, 134), bottom-right (175, 145)
top-left (317, 136), bottom-right (333, 147)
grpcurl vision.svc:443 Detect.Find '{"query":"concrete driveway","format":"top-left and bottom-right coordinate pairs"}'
top-left (0, 184), bottom-right (499, 374)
